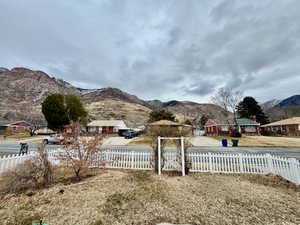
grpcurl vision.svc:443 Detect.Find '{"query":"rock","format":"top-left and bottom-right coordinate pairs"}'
top-left (25, 191), bottom-right (35, 197)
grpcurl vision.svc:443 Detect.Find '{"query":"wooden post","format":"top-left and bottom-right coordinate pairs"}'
top-left (158, 136), bottom-right (161, 175)
top-left (181, 136), bottom-right (185, 176)
top-left (239, 153), bottom-right (244, 173)
top-left (290, 158), bottom-right (300, 185)
top-left (266, 153), bottom-right (274, 174)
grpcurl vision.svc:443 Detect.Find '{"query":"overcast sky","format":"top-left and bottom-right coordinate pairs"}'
top-left (1, 0), bottom-right (300, 103)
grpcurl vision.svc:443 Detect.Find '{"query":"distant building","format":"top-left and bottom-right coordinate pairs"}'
top-left (146, 120), bottom-right (193, 135)
top-left (204, 118), bottom-right (260, 136)
top-left (260, 117), bottom-right (300, 136)
top-left (0, 121), bottom-right (31, 134)
top-left (87, 120), bottom-right (129, 135)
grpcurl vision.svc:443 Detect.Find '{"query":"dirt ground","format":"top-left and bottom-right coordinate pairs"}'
top-left (213, 135), bottom-right (300, 147)
top-left (0, 170), bottom-right (299, 225)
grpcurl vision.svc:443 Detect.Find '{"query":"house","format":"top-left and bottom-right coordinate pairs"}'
top-left (86, 120), bottom-right (129, 135)
top-left (260, 117), bottom-right (300, 136)
top-left (204, 118), bottom-right (260, 136)
top-left (146, 120), bottom-right (193, 135)
top-left (0, 121), bottom-right (31, 134)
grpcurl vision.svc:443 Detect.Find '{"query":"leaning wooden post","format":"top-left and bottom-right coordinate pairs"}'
top-left (266, 153), bottom-right (274, 174)
top-left (158, 136), bottom-right (161, 175)
top-left (290, 158), bottom-right (300, 185)
top-left (181, 136), bottom-right (185, 176)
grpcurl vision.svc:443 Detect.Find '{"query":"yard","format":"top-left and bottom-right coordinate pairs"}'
top-left (213, 135), bottom-right (300, 147)
top-left (128, 136), bottom-right (192, 147)
top-left (0, 170), bottom-right (299, 225)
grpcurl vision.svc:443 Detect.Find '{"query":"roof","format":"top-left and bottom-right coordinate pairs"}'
top-left (261, 117), bottom-right (300, 127)
top-left (205, 118), bottom-right (260, 126)
top-left (147, 120), bottom-right (182, 126)
top-left (236, 118), bottom-right (260, 126)
top-left (0, 121), bottom-right (32, 127)
top-left (87, 120), bottom-right (128, 129)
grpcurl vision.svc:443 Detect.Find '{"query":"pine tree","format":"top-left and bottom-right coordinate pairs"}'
top-left (237, 97), bottom-right (269, 125)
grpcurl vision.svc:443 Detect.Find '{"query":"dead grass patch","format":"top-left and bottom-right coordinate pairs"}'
top-left (0, 170), bottom-right (299, 225)
top-left (213, 135), bottom-right (300, 147)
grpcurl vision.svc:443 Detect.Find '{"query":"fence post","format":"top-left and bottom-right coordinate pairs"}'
top-left (158, 136), bottom-right (161, 175)
top-left (208, 152), bottom-right (213, 172)
top-left (131, 151), bottom-right (134, 169)
top-left (266, 154), bottom-right (274, 174)
top-left (181, 136), bottom-right (185, 176)
top-left (239, 153), bottom-right (244, 173)
top-left (290, 158), bottom-right (300, 185)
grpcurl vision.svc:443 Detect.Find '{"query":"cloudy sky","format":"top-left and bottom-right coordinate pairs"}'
top-left (1, 0), bottom-right (300, 103)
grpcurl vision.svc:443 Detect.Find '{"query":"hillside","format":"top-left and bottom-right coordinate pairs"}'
top-left (263, 96), bottom-right (300, 121)
top-left (0, 67), bottom-right (231, 126)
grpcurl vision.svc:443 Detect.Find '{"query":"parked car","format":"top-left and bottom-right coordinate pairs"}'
top-left (123, 131), bottom-right (140, 139)
top-left (43, 134), bottom-right (74, 145)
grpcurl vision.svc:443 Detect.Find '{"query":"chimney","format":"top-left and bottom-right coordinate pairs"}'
top-left (249, 115), bottom-right (256, 121)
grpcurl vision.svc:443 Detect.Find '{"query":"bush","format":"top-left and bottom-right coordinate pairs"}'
top-left (0, 144), bottom-right (53, 194)
top-left (230, 130), bottom-right (242, 138)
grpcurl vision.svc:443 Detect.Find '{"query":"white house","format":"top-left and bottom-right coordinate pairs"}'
top-left (87, 120), bottom-right (129, 135)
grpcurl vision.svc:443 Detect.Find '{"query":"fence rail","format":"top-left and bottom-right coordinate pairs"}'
top-left (0, 148), bottom-right (299, 185)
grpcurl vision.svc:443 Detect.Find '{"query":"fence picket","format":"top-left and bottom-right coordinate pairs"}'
top-left (0, 147), bottom-right (300, 184)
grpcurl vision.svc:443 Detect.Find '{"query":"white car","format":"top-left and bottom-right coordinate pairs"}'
top-left (43, 134), bottom-right (66, 145)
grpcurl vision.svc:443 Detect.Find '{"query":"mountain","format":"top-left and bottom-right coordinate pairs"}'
top-left (260, 99), bottom-right (281, 112)
top-left (0, 67), bottom-right (9, 72)
top-left (274, 95), bottom-right (300, 108)
top-left (263, 96), bottom-right (300, 122)
top-left (0, 67), bottom-right (231, 126)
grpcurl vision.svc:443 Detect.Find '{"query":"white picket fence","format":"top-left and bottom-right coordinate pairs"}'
top-left (1, 149), bottom-right (300, 185)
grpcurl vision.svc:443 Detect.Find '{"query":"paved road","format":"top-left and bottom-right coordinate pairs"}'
top-left (0, 142), bottom-right (61, 155)
top-left (1, 141), bottom-right (300, 161)
top-left (102, 137), bottom-right (135, 146)
top-left (189, 136), bottom-right (220, 146)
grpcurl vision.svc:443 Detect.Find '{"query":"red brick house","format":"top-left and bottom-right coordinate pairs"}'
top-left (260, 117), bottom-right (300, 136)
top-left (204, 118), bottom-right (260, 136)
top-left (0, 121), bottom-right (31, 134)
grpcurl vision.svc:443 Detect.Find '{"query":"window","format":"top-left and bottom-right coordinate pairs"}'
top-left (245, 126), bottom-right (256, 132)
top-left (220, 126), bottom-right (229, 131)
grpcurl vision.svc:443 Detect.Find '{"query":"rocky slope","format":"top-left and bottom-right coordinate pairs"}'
top-left (0, 67), bottom-right (231, 126)
top-left (262, 96), bottom-right (300, 122)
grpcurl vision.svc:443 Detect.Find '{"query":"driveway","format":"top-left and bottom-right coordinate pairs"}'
top-left (189, 136), bottom-right (220, 147)
top-left (102, 137), bottom-right (135, 146)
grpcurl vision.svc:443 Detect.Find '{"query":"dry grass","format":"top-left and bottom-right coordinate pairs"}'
top-left (213, 135), bottom-right (300, 147)
top-left (128, 136), bottom-right (192, 147)
top-left (0, 170), bottom-right (299, 225)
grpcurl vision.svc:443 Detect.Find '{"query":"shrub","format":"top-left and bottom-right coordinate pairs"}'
top-left (230, 130), bottom-right (242, 138)
top-left (0, 144), bottom-right (53, 194)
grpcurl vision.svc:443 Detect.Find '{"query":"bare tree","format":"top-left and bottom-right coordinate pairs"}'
top-left (59, 122), bottom-right (105, 180)
top-left (211, 88), bottom-right (243, 124)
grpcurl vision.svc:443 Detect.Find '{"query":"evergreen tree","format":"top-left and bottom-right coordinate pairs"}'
top-left (42, 93), bottom-right (88, 130)
top-left (42, 93), bottom-right (69, 131)
top-left (237, 97), bottom-right (269, 125)
top-left (148, 110), bottom-right (176, 122)
top-left (65, 94), bottom-right (87, 124)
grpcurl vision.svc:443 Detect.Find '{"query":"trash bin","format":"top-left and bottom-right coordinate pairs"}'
top-left (232, 139), bottom-right (239, 147)
top-left (221, 139), bottom-right (228, 147)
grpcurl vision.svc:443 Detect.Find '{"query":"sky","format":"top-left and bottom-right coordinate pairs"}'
top-left (1, 0), bottom-right (300, 103)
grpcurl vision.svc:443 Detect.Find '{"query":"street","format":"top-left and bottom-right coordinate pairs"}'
top-left (1, 141), bottom-right (300, 161)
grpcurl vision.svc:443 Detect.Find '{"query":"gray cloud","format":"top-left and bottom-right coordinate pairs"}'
top-left (1, 0), bottom-right (300, 103)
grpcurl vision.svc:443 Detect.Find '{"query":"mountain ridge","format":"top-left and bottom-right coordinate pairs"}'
top-left (0, 67), bottom-right (231, 125)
